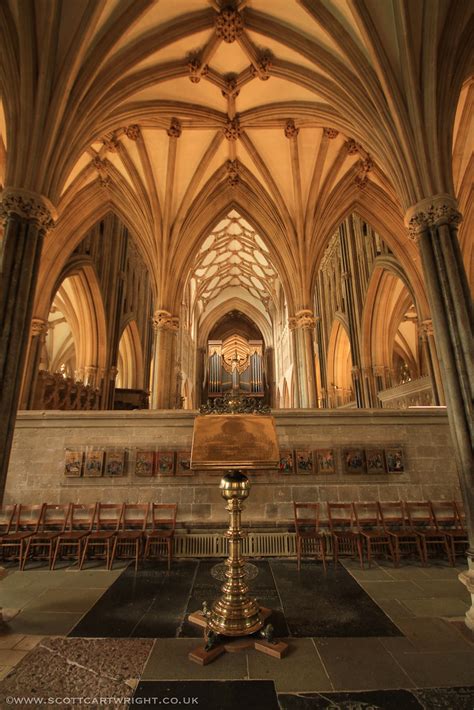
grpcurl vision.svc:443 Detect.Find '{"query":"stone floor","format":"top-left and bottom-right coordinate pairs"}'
top-left (0, 557), bottom-right (472, 709)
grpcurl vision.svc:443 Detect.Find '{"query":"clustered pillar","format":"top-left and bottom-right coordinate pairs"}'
top-left (0, 188), bottom-right (56, 500)
top-left (289, 309), bottom-right (318, 408)
top-left (151, 309), bottom-right (180, 409)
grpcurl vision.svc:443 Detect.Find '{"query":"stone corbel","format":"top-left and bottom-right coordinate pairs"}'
top-left (153, 310), bottom-right (179, 332)
top-left (288, 309), bottom-right (317, 330)
top-left (405, 194), bottom-right (462, 242)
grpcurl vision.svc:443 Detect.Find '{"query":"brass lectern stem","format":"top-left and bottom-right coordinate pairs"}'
top-left (207, 472), bottom-right (263, 636)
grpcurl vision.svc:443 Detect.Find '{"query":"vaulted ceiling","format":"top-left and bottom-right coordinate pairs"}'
top-left (0, 0), bottom-right (472, 314)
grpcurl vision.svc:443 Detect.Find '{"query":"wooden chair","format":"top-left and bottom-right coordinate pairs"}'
top-left (21, 503), bottom-right (70, 570)
top-left (405, 500), bottom-right (452, 565)
top-left (0, 504), bottom-right (44, 568)
top-left (52, 503), bottom-right (97, 569)
top-left (377, 501), bottom-right (424, 566)
top-left (352, 502), bottom-right (395, 567)
top-left (293, 502), bottom-right (327, 572)
top-left (0, 505), bottom-right (17, 540)
top-left (144, 504), bottom-right (177, 570)
top-left (327, 502), bottom-right (363, 567)
top-left (430, 500), bottom-right (468, 564)
top-left (79, 503), bottom-right (123, 569)
top-left (109, 503), bottom-right (149, 571)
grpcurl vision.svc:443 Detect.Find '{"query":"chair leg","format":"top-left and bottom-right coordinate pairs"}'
top-left (333, 537), bottom-right (339, 567)
top-left (321, 538), bottom-right (327, 575)
top-left (109, 538), bottom-right (118, 571)
top-left (20, 539), bottom-right (31, 571)
top-left (51, 539), bottom-right (60, 570)
top-left (79, 539), bottom-right (89, 570)
top-left (297, 537), bottom-right (301, 571)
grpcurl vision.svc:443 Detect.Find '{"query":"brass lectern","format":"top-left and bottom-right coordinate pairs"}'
top-left (187, 412), bottom-right (288, 665)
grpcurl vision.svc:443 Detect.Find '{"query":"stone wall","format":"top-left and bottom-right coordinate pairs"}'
top-left (6, 409), bottom-right (460, 527)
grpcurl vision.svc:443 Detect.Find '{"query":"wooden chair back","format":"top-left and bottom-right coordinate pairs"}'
top-left (430, 501), bottom-right (460, 531)
top-left (93, 503), bottom-right (123, 531)
top-left (67, 503), bottom-right (97, 532)
top-left (454, 501), bottom-right (467, 532)
top-left (14, 504), bottom-right (44, 533)
top-left (377, 501), bottom-right (406, 529)
top-left (327, 502), bottom-right (355, 530)
top-left (293, 502), bottom-right (321, 535)
top-left (352, 502), bottom-right (382, 531)
top-left (150, 504), bottom-right (177, 532)
top-left (120, 503), bottom-right (149, 532)
top-left (404, 501), bottom-right (435, 529)
top-left (0, 505), bottom-right (17, 535)
top-left (39, 504), bottom-right (70, 533)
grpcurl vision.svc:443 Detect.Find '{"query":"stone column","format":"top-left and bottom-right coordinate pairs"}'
top-left (406, 195), bottom-right (474, 627)
top-left (419, 319), bottom-right (443, 405)
top-left (151, 310), bottom-right (179, 409)
top-left (289, 310), bottom-right (318, 408)
top-left (0, 188), bottom-right (56, 501)
top-left (19, 317), bottom-right (49, 409)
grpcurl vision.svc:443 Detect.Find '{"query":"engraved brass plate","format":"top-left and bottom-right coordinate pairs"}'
top-left (191, 414), bottom-right (279, 470)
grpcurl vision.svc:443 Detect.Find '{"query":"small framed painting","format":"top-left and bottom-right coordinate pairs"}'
top-left (176, 451), bottom-right (193, 476)
top-left (316, 449), bottom-right (336, 474)
top-left (366, 448), bottom-right (386, 474)
top-left (105, 449), bottom-right (127, 477)
top-left (278, 450), bottom-right (294, 475)
top-left (156, 451), bottom-right (175, 476)
top-left (343, 449), bottom-right (366, 474)
top-left (295, 450), bottom-right (313, 474)
top-left (64, 449), bottom-right (84, 477)
top-left (386, 448), bottom-right (405, 473)
top-left (84, 448), bottom-right (104, 477)
top-left (135, 450), bottom-right (155, 477)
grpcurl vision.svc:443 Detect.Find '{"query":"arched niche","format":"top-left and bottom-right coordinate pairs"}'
top-left (362, 267), bottom-right (421, 387)
top-left (116, 320), bottom-right (144, 390)
top-left (44, 266), bottom-right (107, 386)
top-left (326, 319), bottom-right (353, 408)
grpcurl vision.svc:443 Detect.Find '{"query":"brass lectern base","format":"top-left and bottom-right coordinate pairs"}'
top-left (187, 608), bottom-right (289, 666)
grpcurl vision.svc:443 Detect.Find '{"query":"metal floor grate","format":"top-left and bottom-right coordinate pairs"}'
top-left (173, 531), bottom-right (297, 558)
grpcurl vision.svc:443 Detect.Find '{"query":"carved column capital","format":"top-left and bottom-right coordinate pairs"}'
top-left (153, 309), bottom-right (179, 332)
top-left (405, 194), bottom-right (462, 240)
top-left (215, 7), bottom-right (244, 43)
top-left (289, 309), bottom-right (316, 330)
top-left (420, 319), bottom-right (434, 337)
top-left (284, 119), bottom-right (299, 139)
top-left (30, 318), bottom-right (49, 337)
top-left (0, 188), bottom-right (57, 231)
top-left (323, 127), bottom-right (339, 139)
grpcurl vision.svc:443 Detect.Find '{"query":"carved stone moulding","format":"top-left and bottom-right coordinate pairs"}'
top-left (153, 309), bottom-right (179, 332)
top-left (288, 309), bottom-right (317, 330)
top-left (215, 7), bottom-right (244, 43)
top-left (226, 159), bottom-right (240, 186)
top-left (323, 127), bottom-right (339, 140)
top-left (405, 194), bottom-right (462, 241)
top-left (420, 319), bottom-right (434, 337)
top-left (0, 188), bottom-right (57, 231)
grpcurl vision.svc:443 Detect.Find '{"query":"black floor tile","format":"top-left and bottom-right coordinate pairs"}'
top-left (69, 558), bottom-right (401, 639)
top-left (134, 680), bottom-right (279, 710)
top-left (278, 689), bottom-right (422, 709)
top-left (269, 560), bottom-right (402, 637)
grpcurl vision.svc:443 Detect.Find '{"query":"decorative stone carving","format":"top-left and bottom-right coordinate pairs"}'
top-left (226, 159), bottom-right (240, 187)
top-left (30, 318), bottom-right (48, 337)
top-left (288, 309), bottom-right (316, 330)
top-left (0, 188), bottom-right (57, 231)
top-left (222, 76), bottom-right (240, 99)
top-left (250, 53), bottom-right (272, 80)
top-left (284, 119), bottom-right (299, 139)
top-left (187, 55), bottom-right (208, 83)
top-left (345, 138), bottom-right (360, 155)
top-left (405, 194), bottom-right (463, 240)
top-left (323, 128), bottom-right (339, 139)
top-left (215, 7), bottom-right (244, 43)
top-left (223, 117), bottom-right (241, 141)
top-left (152, 310), bottom-right (179, 332)
top-left (167, 118), bottom-right (182, 138)
top-left (124, 124), bottom-right (141, 141)
top-left (102, 135), bottom-right (120, 153)
top-left (354, 156), bottom-right (373, 190)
